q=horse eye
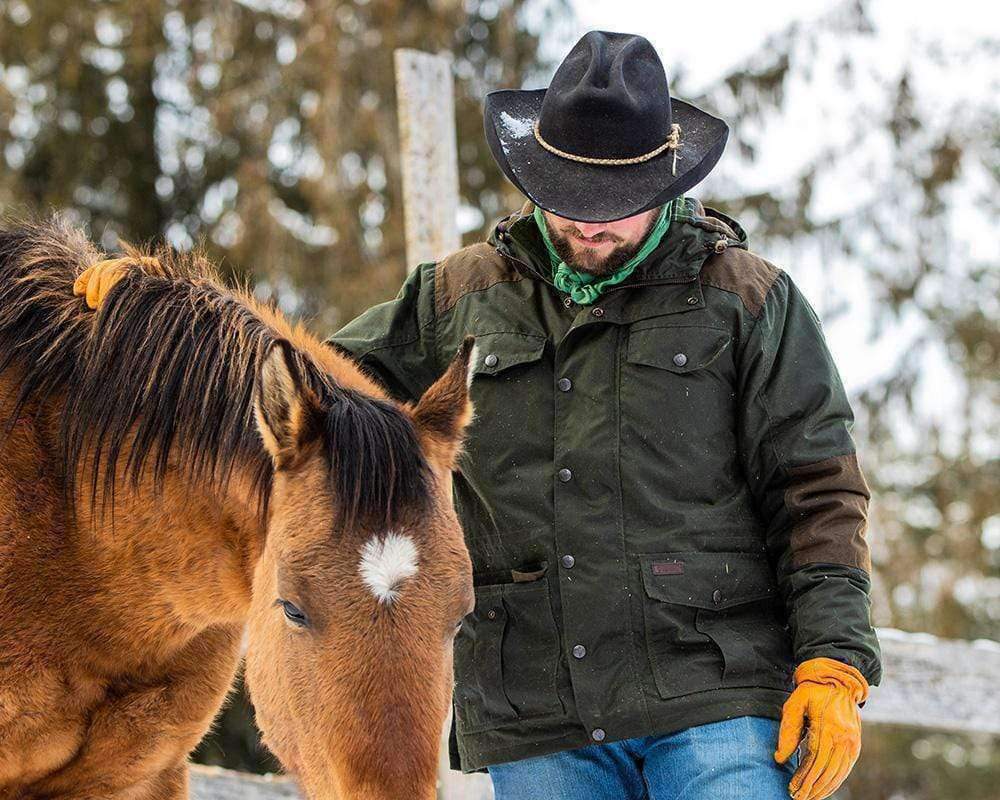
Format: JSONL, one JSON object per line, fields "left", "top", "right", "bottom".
{"left": 277, "top": 599, "right": 308, "bottom": 627}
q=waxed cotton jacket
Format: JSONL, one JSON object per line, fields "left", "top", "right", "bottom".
{"left": 329, "top": 196, "right": 882, "bottom": 773}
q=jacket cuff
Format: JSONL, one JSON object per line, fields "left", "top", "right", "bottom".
{"left": 794, "top": 656, "right": 870, "bottom": 704}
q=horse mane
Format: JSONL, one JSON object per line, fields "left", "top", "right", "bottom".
{"left": 0, "top": 216, "right": 429, "bottom": 530}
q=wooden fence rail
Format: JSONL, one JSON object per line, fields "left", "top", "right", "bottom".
{"left": 190, "top": 627, "right": 1000, "bottom": 799}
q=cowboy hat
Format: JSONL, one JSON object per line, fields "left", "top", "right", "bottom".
{"left": 484, "top": 31, "right": 729, "bottom": 222}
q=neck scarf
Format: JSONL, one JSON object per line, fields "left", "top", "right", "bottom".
{"left": 534, "top": 200, "right": 675, "bottom": 305}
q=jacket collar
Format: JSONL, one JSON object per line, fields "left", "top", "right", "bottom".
{"left": 490, "top": 197, "right": 749, "bottom": 291}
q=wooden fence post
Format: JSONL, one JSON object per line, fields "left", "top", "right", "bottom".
{"left": 394, "top": 49, "right": 462, "bottom": 270}
{"left": 394, "top": 48, "right": 492, "bottom": 800}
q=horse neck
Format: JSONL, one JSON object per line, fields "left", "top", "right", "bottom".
{"left": 65, "top": 452, "right": 267, "bottom": 664}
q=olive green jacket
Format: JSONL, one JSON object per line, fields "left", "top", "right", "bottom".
{"left": 329, "top": 197, "right": 882, "bottom": 773}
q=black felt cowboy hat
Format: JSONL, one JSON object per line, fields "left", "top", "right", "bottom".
{"left": 484, "top": 31, "right": 729, "bottom": 222}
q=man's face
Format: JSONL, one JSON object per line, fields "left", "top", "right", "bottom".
{"left": 542, "top": 207, "right": 661, "bottom": 277}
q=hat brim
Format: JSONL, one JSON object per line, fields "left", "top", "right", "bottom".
{"left": 484, "top": 88, "right": 729, "bottom": 223}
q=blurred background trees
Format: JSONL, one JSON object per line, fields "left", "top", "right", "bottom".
{"left": 0, "top": 0, "right": 546, "bottom": 330}
{"left": 0, "top": 0, "right": 995, "bottom": 796}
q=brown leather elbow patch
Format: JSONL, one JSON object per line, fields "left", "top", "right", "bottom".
{"left": 785, "top": 453, "right": 872, "bottom": 572}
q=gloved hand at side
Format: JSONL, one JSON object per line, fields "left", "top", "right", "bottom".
{"left": 774, "top": 656, "right": 870, "bottom": 800}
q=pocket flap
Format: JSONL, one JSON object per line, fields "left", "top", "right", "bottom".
{"left": 626, "top": 326, "right": 731, "bottom": 374}
{"left": 640, "top": 551, "right": 777, "bottom": 610}
{"left": 471, "top": 332, "right": 547, "bottom": 376}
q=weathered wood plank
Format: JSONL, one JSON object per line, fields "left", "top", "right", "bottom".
{"left": 394, "top": 46, "right": 472, "bottom": 800}
{"left": 394, "top": 49, "right": 462, "bottom": 269}
{"left": 189, "top": 629, "right": 1000, "bottom": 798}
{"left": 863, "top": 627, "right": 1000, "bottom": 735}
{"left": 190, "top": 765, "right": 298, "bottom": 800}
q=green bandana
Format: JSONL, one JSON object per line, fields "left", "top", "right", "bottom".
{"left": 534, "top": 200, "right": 675, "bottom": 305}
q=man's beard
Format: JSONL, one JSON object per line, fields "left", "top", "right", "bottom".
{"left": 548, "top": 215, "right": 659, "bottom": 277}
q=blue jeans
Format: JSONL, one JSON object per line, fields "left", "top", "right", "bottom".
{"left": 488, "top": 716, "right": 798, "bottom": 800}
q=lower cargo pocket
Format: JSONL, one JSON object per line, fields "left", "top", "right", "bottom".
{"left": 453, "top": 569, "right": 563, "bottom": 733}
{"left": 695, "top": 596, "right": 794, "bottom": 689}
{"left": 639, "top": 551, "right": 794, "bottom": 699}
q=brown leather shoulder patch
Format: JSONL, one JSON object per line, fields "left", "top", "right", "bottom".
{"left": 434, "top": 243, "right": 523, "bottom": 317}
{"left": 700, "top": 248, "right": 781, "bottom": 318}
{"left": 785, "top": 452, "right": 872, "bottom": 573}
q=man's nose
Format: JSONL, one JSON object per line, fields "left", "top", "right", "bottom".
{"left": 574, "top": 222, "right": 607, "bottom": 238}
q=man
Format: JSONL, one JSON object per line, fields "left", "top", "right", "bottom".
{"left": 78, "top": 30, "right": 881, "bottom": 800}
{"left": 334, "top": 31, "right": 881, "bottom": 800}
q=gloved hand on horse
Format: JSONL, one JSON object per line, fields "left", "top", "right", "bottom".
{"left": 774, "top": 656, "right": 870, "bottom": 800}
{"left": 73, "top": 255, "right": 159, "bottom": 308}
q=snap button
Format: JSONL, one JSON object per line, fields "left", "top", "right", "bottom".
{"left": 557, "top": 377, "right": 572, "bottom": 392}
{"left": 591, "top": 728, "right": 606, "bottom": 742}
{"left": 487, "top": 608, "right": 498, "bottom": 620}
{"left": 714, "top": 238, "right": 728, "bottom": 254}
{"left": 712, "top": 589, "right": 723, "bottom": 605}
{"left": 561, "top": 554, "right": 575, "bottom": 569}
{"left": 484, "top": 353, "right": 499, "bottom": 368}
{"left": 686, "top": 296, "right": 699, "bottom": 306}
{"left": 672, "top": 353, "right": 688, "bottom": 367}
{"left": 557, "top": 468, "right": 573, "bottom": 483}
{"left": 563, "top": 296, "right": 574, "bottom": 308}
{"left": 591, "top": 307, "right": 605, "bottom": 317}
{"left": 572, "top": 644, "right": 587, "bottom": 659}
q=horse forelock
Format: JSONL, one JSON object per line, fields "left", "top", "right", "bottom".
{"left": 312, "top": 378, "right": 431, "bottom": 534}
{"left": 0, "top": 217, "right": 431, "bottom": 532}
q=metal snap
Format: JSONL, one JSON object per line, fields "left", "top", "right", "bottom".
{"left": 572, "top": 644, "right": 587, "bottom": 659}
{"left": 591, "top": 728, "right": 606, "bottom": 742}
{"left": 714, "top": 238, "right": 728, "bottom": 253}
{"left": 563, "top": 297, "right": 574, "bottom": 308}
{"left": 561, "top": 554, "right": 576, "bottom": 569}
{"left": 557, "top": 377, "right": 572, "bottom": 392}
{"left": 557, "top": 468, "right": 573, "bottom": 483}
{"left": 487, "top": 608, "right": 498, "bottom": 620}
{"left": 672, "top": 353, "right": 688, "bottom": 367}
{"left": 591, "top": 307, "right": 605, "bottom": 317}
{"left": 484, "top": 353, "right": 499, "bottom": 368}
{"left": 712, "top": 589, "right": 723, "bottom": 605}
{"left": 686, "top": 296, "right": 699, "bottom": 306}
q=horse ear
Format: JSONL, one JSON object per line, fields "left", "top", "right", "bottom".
{"left": 412, "top": 336, "right": 475, "bottom": 468}
{"left": 254, "top": 339, "right": 316, "bottom": 457}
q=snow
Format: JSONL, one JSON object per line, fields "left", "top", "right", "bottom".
{"left": 497, "top": 110, "right": 534, "bottom": 139}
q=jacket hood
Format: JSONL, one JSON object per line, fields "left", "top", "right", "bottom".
{"left": 489, "top": 197, "right": 749, "bottom": 290}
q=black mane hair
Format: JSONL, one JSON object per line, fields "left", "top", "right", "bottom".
{"left": 0, "top": 216, "right": 429, "bottom": 530}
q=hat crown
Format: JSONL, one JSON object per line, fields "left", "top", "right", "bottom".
{"left": 538, "top": 31, "right": 673, "bottom": 160}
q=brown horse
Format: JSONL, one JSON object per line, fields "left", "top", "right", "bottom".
{"left": 0, "top": 218, "right": 475, "bottom": 800}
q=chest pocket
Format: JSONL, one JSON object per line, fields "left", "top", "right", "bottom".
{"left": 461, "top": 331, "right": 550, "bottom": 535}
{"left": 470, "top": 332, "right": 548, "bottom": 378}
{"left": 619, "top": 324, "right": 738, "bottom": 507}
{"left": 625, "top": 325, "right": 731, "bottom": 374}
{"left": 466, "top": 332, "right": 548, "bottom": 439}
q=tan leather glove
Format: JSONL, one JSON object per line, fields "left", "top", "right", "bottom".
{"left": 774, "top": 656, "right": 869, "bottom": 800}
{"left": 73, "top": 255, "right": 159, "bottom": 309}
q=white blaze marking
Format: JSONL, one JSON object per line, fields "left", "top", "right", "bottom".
{"left": 359, "top": 532, "right": 419, "bottom": 604}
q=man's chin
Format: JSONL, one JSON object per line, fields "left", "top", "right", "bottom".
{"left": 568, "top": 252, "right": 618, "bottom": 277}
